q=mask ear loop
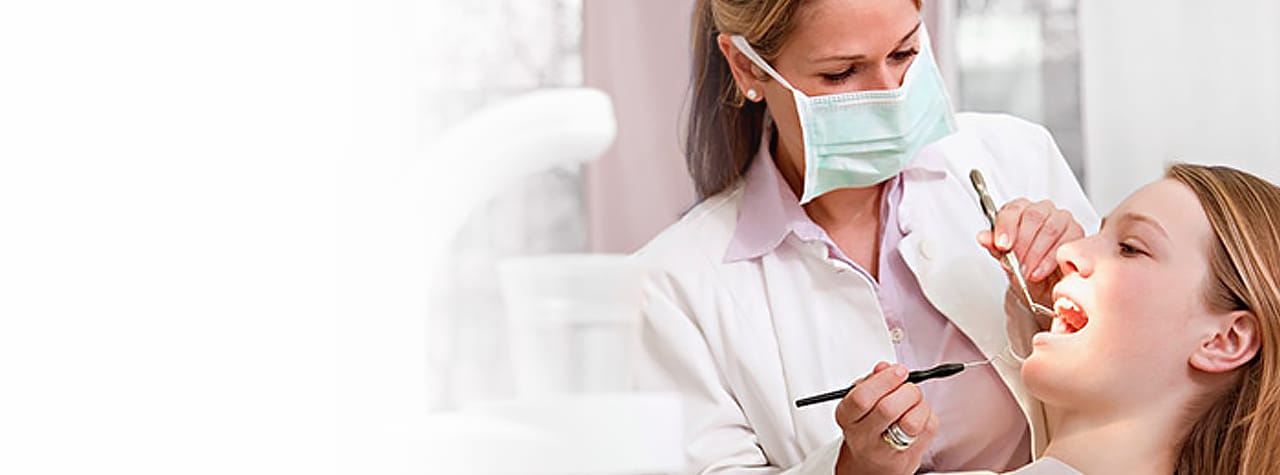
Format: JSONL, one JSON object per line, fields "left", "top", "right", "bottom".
{"left": 729, "top": 35, "right": 802, "bottom": 95}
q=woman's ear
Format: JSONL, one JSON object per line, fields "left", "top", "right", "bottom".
{"left": 715, "top": 34, "right": 765, "bottom": 103}
{"left": 1189, "top": 310, "right": 1261, "bottom": 373}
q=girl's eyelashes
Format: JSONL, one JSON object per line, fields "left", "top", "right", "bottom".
{"left": 1118, "top": 241, "right": 1148, "bottom": 257}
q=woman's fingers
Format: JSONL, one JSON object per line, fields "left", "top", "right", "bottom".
{"left": 1010, "top": 200, "right": 1053, "bottom": 268}
{"left": 861, "top": 382, "right": 924, "bottom": 432}
{"left": 985, "top": 199, "right": 1084, "bottom": 282}
{"left": 833, "top": 363, "right": 937, "bottom": 475}
{"left": 836, "top": 363, "right": 908, "bottom": 424}
{"left": 886, "top": 384, "right": 930, "bottom": 436}
{"left": 1021, "top": 207, "right": 1071, "bottom": 280}
{"left": 992, "top": 198, "right": 1030, "bottom": 252}
{"left": 1032, "top": 212, "right": 1084, "bottom": 281}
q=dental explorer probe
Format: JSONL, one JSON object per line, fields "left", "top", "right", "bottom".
{"left": 794, "top": 360, "right": 991, "bottom": 408}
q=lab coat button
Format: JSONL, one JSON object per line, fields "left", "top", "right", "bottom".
{"left": 890, "top": 327, "right": 905, "bottom": 343}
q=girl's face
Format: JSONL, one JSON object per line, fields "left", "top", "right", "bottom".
{"left": 1021, "top": 179, "right": 1223, "bottom": 414}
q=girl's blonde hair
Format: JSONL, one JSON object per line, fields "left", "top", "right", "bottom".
{"left": 1169, "top": 164, "right": 1280, "bottom": 475}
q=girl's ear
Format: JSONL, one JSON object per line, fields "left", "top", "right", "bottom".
{"left": 1189, "top": 310, "right": 1261, "bottom": 373}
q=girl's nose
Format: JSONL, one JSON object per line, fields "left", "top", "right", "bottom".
{"left": 1056, "top": 237, "right": 1091, "bottom": 278}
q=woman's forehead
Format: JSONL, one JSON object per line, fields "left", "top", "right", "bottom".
{"left": 782, "top": 0, "right": 920, "bottom": 60}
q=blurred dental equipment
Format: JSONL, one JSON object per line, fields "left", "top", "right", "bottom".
{"left": 424, "top": 253, "right": 681, "bottom": 474}
{"left": 795, "top": 360, "right": 992, "bottom": 408}
{"left": 969, "top": 169, "right": 1056, "bottom": 321}
{"left": 499, "top": 254, "right": 643, "bottom": 396}
{"left": 421, "top": 87, "right": 617, "bottom": 405}
{"left": 421, "top": 87, "right": 616, "bottom": 253}
{"left": 419, "top": 88, "right": 681, "bottom": 474}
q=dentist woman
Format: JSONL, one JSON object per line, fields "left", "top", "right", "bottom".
{"left": 634, "top": 0, "right": 1099, "bottom": 474}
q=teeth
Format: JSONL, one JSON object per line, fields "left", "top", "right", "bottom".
{"left": 1049, "top": 296, "right": 1088, "bottom": 334}
{"left": 1054, "top": 297, "right": 1080, "bottom": 316}
{"left": 1051, "top": 317, "right": 1068, "bottom": 334}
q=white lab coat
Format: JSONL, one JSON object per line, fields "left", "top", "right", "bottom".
{"left": 634, "top": 113, "right": 1100, "bottom": 474}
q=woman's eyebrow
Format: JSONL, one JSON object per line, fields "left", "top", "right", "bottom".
{"left": 809, "top": 21, "right": 922, "bottom": 63}
{"left": 896, "top": 21, "right": 922, "bottom": 47}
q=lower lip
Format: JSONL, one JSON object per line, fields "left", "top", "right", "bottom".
{"left": 1032, "top": 331, "right": 1071, "bottom": 347}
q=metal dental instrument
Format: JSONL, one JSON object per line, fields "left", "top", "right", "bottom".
{"left": 795, "top": 360, "right": 991, "bottom": 408}
{"left": 968, "top": 169, "right": 1056, "bottom": 321}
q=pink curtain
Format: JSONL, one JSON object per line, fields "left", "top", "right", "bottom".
{"left": 582, "top": 0, "right": 698, "bottom": 254}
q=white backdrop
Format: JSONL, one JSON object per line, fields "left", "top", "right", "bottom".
{"left": 1080, "top": 1, "right": 1280, "bottom": 211}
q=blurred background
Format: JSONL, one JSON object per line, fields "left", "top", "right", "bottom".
{"left": 3, "top": 0, "right": 1279, "bottom": 474}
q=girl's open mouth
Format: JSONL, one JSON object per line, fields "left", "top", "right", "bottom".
{"left": 1051, "top": 296, "right": 1089, "bottom": 334}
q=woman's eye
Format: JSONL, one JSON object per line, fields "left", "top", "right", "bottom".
{"left": 821, "top": 67, "right": 855, "bottom": 82}
{"left": 890, "top": 48, "right": 919, "bottom": 62}
{"left": 820, "top": 48, "right": 918, "bottom": 83}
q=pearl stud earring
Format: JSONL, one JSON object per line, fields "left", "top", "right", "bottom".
{"left": 746, "top": 88, "right": 759, "bottom": 101}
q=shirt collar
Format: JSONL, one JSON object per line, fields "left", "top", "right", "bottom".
{"left": 723, "top": 123, "right": 811, "bottom": 263}
{"left": 723, "top": 118, "right": 949, "bottom": 263}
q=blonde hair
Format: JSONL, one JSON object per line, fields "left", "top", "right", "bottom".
{"left": 1169, "top": 164, "right": 1280, "bottom": 475}
{"left": 685, "top": 0, "right": 922, "bottom": 199}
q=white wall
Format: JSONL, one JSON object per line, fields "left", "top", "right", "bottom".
{"left": 1080, "top": 1, "right": 1280, "bottom": 211}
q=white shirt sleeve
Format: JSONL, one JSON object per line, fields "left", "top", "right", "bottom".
{"left": 636, "top": 266, "right": 778, "bottom": 474}
{"left": 637, "top": 260, "right": 851, "bottom": 474}
{"left": 776, "top": 440, "right": 840, "bottom": 475}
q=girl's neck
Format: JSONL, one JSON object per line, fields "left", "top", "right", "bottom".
{"left": 1043, "top": 401, "right": 1189, "bottom": 475}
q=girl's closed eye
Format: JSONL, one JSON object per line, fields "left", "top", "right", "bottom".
{"left": 1118, "top": 240, "right": 1148, "bottom": 257}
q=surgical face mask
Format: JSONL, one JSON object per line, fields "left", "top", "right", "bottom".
{"left": 731, "top": 25, "right": 956, "bottom": 204}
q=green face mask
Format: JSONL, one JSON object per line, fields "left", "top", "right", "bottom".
{"left": 731, "top": 24, "right": 957, "bottom": 204}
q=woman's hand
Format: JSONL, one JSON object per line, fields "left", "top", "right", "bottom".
{"left": 834, "top": 362, "right": 939, "bottom": 475}
{"left": 976, "top": 198, "right": 1085, "bottom": 310}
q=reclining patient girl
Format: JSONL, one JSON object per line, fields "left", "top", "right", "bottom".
{"left": 998, "top": 163, "right": 1280, "bottom": 474}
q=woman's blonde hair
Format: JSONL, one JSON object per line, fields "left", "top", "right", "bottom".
{"left": 685, "top": 0, "right": 922, "bottom": 199}
{"left": 1169, "top": 164, "right": 1280, "bottom": 475}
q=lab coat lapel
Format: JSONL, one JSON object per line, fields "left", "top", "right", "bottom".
{"left": 896, "top": 173, "right": 1009, "bottom": 359}
{"left": 896, "top": 134, "right": 1050, "bottom": 457}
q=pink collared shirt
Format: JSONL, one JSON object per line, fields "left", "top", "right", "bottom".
{"left": 724, "top": 129, "right": 1030, "bottom": 472}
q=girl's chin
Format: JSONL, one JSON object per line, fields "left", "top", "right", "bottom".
{"left": 1019, "top": 356, "right": 1098, "bottom": 410}
{"left": 1019, "top": 355, "right": 1061, "bottom": 399}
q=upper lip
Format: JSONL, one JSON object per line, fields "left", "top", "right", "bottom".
{"left": 1051, "top": 278, "right": 1081, "bottom": 310}
{"left": 1050, "top": 281, "right": 1087, "bottom": 319}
